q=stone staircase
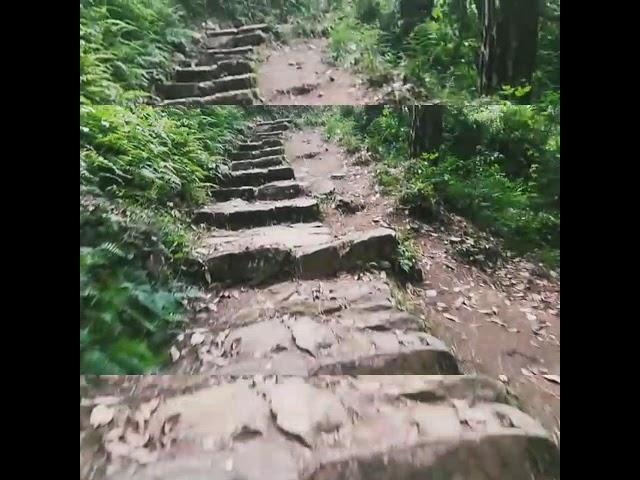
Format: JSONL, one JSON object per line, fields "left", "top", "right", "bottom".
{"left": 80, "top": 119, "right": 560, "bottom": 479}
{"left": 189, "top": 119, "right": 398, "bottom": 285}
{"left": 157, "top": 24, "right": 269, "bottom": 106}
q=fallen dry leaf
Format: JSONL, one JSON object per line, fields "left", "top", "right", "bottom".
{"left": 478, "top": 309, "right": 493, "bottom": 315}
{"left": 139, "top": 398, "right": 160, "bottom": 420}
{"left": 498, "top": 375, "right": 509, "bottom": 384}
{"left": 104, "top": 441, "right": 131, "bottom": 458}
{"left": 542, "top": 374, "right": 560, "bottom": 384}
{"left": 129, "top": 447, "right": 158, "bottom": 464}
{"left": 90, "top": 404, "right": 114, "bottom": 428}
{"left": 104, "top": 427, "right": 124, "bottom": 443}
{"left": 487, "top": 318, "right": 507, "bottom": 328}
{"left": 170, "top": 346, "right": 180, "bottom": 362}
{"left": 190, "top": 332, "right": 205, "bottom": 346}
{"left": 521, "top": 368, "right": 535, "bottom": 377}
{"left": 453, "top": 296, "right": 465, "bottom": 309}
{"left": 443, "top": 313, "right": 460, "bottom": 323}
{"left": 91, "top": 396, "right": 122, "bottom": 406}
{"left": 125, "top": 430, "right": 149, "bottom": 448}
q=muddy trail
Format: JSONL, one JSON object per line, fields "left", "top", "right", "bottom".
{"left": 81, "top": 121, "right": 560, "bottom": 480}
{"left": 157, "top": 25, "right": 379, "bottom": 105}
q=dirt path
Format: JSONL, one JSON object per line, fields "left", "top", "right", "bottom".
{"left": 287, "top": 128, "right": 560, "bottom": 438}
{"left": 257, "top": 39, "right": 378, "bottom": 104}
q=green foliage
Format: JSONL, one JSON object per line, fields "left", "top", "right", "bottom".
{"left": 405, "top": 1, "right": 480, "bottom": 99}
{"left": 328, "top": 3, "right": 397, "bottom": 85}
{"left": 80, "top": 1, "right": 252, "bottom": 373}
{"left": 323, "top": 109, "right": 365, "bottom": 153}
{"left": 81, "top": 105, "right": 245, "bottom": 205}
{"left": 396, "top": 231, "right": 421, "bottom": 275}
{"left": 327, "top": 0, "right": 559, "bottom": 103}
{"left": 320, "top": 104, "right": 560, "bottom": 268}
{"left": 80, "top": 0, "right": 193, "bottom": 105}
{"left": 80, "top": 105, "right": 246, "bottom": 373}
{"left": 178, "top": 0, "right": 330, "bottom": 38}
{"left": 366, "top": 107, "right": 410, "bottom": 165}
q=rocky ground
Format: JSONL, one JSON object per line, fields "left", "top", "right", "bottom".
{"left": 80, "top": 121, "right": 560, "bottom": 479}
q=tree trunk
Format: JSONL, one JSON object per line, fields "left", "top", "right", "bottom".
{"left": 399, "top": 0, "right": 435, "bottom": 37}
{"left": 478, "top": 0, "right": 540, "bottom": 98}
{"left": 409, "top": 104, "right": 445, "bottom": 158}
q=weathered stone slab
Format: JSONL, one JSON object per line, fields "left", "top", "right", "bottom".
{"left": 197, "top": 74, "right": 256, "bottom": 96}
{"left": 256, "top": 122, "right": 290, "bottom": 133}
{"left": 160, "top": 89, "right": 256, "bottom": 106}
{"left": 256, "top": 118, "right": 293, "bottom": 127}
{"left": 294, "top": 228, "right": 396, "bottom": 278}
{"left": 174, "top": 60, "right": 252, "bottom": 82}
{"left": 93, "top": 376, "right": 558, "bottom": 480}
{"left": 221, "top": 165, "right": 295, "bottom": 188}
{"left": 211, "top": 180, "right": 304, "bottom": 202}
{"left": 230, "top": 147, "right": 285, "bottom": 161}
{"left": 231, "top": 155, "right": 285, "bottom": 171}
{"left": 193, "top": 198, "right": 319, "bottom": 230}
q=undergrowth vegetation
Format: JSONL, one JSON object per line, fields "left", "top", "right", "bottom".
{"left": 80, "top": 105, "right": 247, "bottom": 374}
{"left": 80, "top": 0, "right": 253, "bottom": 373}
{"left": 322, "top": 105, "right": 560, "bottom": 269}
{"left": 326, "top": 0, "right": 560, "bottom": 103}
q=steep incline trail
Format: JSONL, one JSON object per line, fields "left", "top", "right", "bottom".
{"left": 256, "top": 38, "right": 377, "bottom": 104}
{"left": 156, "top": 24, "right": 379, "bottom": 105}
{"left": 80, "top": 121, "right": 560, "bottom": 480}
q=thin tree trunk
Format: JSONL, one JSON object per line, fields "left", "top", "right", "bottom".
{"left": 478, "top": 0, "right": 540, "bottom": 99}
{"left": 409, "top": 103, "right": 445, "bottom": 158}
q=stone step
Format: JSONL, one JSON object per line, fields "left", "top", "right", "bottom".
{"left": 160, "top": 89, "right": 256, "bottom": 106}
{"left": 193, "top": 198, "right": 319, "bottom": 230}
{"left": 197, "top": 47, "right": 255, "bottom": 66}
{"left": 256, "top": 122, "right": 290, "bottom": 133}
{"left": 173, "top": 60, "right": 253, "bottom": 83}
{"left": 231, "top": 155, "right": 285, "bottom": 171}
{"left": 237, "top": 139, "right": 285, "bottom": 152}
{"left": 206, "top": 46, "right": 255, "bottom": 55}
{"left": 158, "top": 74, "right": 256, "bottom": 100}
{"left": 205, "top": 31, "right": 267, "bottom": 49}
{"left": 205, "top": 23, "right": 269, "bottom": 37}
{"left": 221, "top": 165, "right": 294, "bottom": 187}
{"left": 229, "top": 147, "right": 285, "bottom": 161}
{"left": 211, "top": 180, "right": 304, "bottom": 202}
{"left": 174, "top": 277, "right": 459, "bottom": 375}
{"left": 253, "top": 131, "right": 284, "bottom": 140}
{"left": 95, "top": 376, "right": 559, "bottom": 480}
{"left": 192, "top": 224, "right": 397, "bottom": 284}
{"left": 256, "top": 118, "right": 293, "bottom": 127}
{"left": 185, "top": 317, "right": 458, "bottom": 376}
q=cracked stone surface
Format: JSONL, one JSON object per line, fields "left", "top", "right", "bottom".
{"left": 171, "top": 277, "right": 458, "bottom": 375}
{"left": 81, "top": 376, "right": 559, "bottom": 480}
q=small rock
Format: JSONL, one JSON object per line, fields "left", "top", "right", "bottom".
{"left": 335, "top": 196, "right": 364, "bottom": 214}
